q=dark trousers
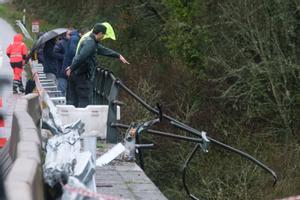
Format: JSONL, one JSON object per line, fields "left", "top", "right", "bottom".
{"left": 10, "top": 62, "right": 24, "bottom": 92}
{"left": 66, "top": 73, "right": 91, "bottom": 108}
{"left": 10, "top": 62, "right": 23, "bottom": 81}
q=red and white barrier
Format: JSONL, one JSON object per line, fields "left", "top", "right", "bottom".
{"left": 0, "top": 46, "right": 7, "bottom": 148}
{"left": 0, "top": 97, "right": 7, "bottom": 148}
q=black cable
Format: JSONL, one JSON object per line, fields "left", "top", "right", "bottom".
{"left": 115, "top": 79, "right": 278, "bottom": 185}
{"left": 182, "top": 144, "right": 200, "bottom": 200}
{"left": 96, "top": 67, "right": 278, "bottom": 188}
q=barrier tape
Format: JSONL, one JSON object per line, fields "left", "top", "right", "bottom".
{"left": 276, "top": 196, "right": 300, "bottom": 200}
{"left": 29, "top": 61, "right": 44, "bottom": 97}
{"left": 62, "top": 182, "right": 127, "bottom": 200}
{"left": 0, "top": 46, "right": 7, "bottom": 148}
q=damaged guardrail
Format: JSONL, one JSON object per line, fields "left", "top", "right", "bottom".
{"left": 42, "top": 117, "right": 98, "bottom": 200}
{"left": 43, "top": 120, "right": 83, "bottom": 187}
{"left": 30, "top": 62, "right": 124, "bottom": 200}
{"left": 93, "top": 67, "right": 278, "bottom": 199}
{"left": 15, "top": 20, "right": 33, "bottom": 41}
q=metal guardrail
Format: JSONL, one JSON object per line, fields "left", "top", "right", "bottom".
{"left": 91, "top": 67, "right": 278, "bottom": 199}
{"left": 30, "top": 62, "right": 101, "bottom": 199}
{"left": 92, "top": 68, "right": 120, "bottom": 143}
{"left": 91, "top": 67, "right": 209, "bottom": 144}
{"left": 15, "top": 20, "right": 33, "bottom": 41}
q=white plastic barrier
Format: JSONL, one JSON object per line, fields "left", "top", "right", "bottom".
{"left": 56, "top": 105, "right": 109, "bottom": 139}
{"left": 43, "top": 86, "right": 57, "bottom": 91}
{"left": 56, "top": 105, "right": 109, "bottom": 166}
{"left": 50, "top": 97, "right": 66, "bottom": 105}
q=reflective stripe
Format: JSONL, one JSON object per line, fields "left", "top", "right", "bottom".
{"left": 10, "top": 54, "right": 22, "bottom": 57}
{"left": 76, "top": 31, "right": 92, "bottom": 55}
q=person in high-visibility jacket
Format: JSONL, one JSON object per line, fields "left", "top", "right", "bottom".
{"left": 66, "top": 23, "right": 129, "bottom": 107}
{"left": 6, "top": 33, "right": 27, "bottom": 93}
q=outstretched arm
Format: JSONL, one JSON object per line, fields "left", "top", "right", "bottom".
{"left": 119, "top": 54, "right": 130, "bottom": 64}
{"left": 97, "top": 44, "right": 130, "bottom": 64}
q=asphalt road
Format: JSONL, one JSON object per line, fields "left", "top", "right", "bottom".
{"left": 0, "top": 0, "right": 10, "bottom": 4}
{"left": 0, "top": 17, "right": 15, "bottom": 74}
{"left": 0, "top": 16, "right": 15, "bottom": 98}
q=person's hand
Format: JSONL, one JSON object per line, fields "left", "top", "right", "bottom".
{"left": 119, "top": 55, "right": 130, "bottom": 64}
{"left": 66, "top": 66, "right": 71, "bottom": 77}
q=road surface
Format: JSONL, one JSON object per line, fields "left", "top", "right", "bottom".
{"left": 0, "top": 17, "right": 15, "bottom": 74}
{"left": 0, "top": 0, "right": 10, "bottom": 4}
{"left": 0, "top": 16, "right": 15, "bottom": 139}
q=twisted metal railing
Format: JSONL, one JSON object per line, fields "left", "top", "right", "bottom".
{"left": 91, "top": 67, "right": 278, "bottom": 199}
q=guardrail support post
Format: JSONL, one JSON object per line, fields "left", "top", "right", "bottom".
{"left": 106, "top": 80, "right": 119, "bottom": 143}
{"left": 92, "top": 68, "right": 119, "bottom": 143}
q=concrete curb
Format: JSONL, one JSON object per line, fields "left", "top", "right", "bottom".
{"left": 4, "top": 94, "right": 44, "bottom": 200}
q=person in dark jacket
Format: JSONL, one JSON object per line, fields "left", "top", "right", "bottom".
{"left": 66, "top": 23, "right": 129, "bottom": 108}
{"left": 63, "top": 30, "right": 80, "bottom": 70}
{"left": 59, "top": 30, "right": 80, "bottom": 96}
{"left": 37, "top": 45, "right": 44, "bottom": 64}
{"left": 54, "top": 34, "right": 68, "bottom": 95}
{"left": 36, "top": 32, "right": 45, "bottom": 65}
{"left": 43, "top": 38, "right": 58, "bottom": 83}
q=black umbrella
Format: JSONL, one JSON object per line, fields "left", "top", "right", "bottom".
{"left": 32, "top": 28, "right": 68, "bottom": 50}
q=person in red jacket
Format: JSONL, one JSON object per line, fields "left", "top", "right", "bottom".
{"left": 6, "top": 33, "right": 27, "bottom": 93}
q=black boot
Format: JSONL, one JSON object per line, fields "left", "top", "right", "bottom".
{"left": 13, "top": 80, "right": 19, "bottom": 94}
{"left": 18, "top": 80, "right": 25, "bottom": 93}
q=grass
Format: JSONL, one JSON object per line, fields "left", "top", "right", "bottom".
{"left": 0, "top": 4, "right": 22, "bottom": 25}
{"left": 96, "top": 142, "right": 107, "bottom": 149}
{"left": 3, "top": 1, "right": 299, "bottom": 199}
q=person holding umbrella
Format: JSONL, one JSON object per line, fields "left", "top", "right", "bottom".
{"left": 66, "top": 22, "right": 129, "bottom": 108}
{"left": 31, "top": 28, "right": 69, "bottom": 84}
{"left": 43, "top": 37, "right": 58, "bottom": 83}
{"left": 53, "top": 31, "right": 68, "bottom": 95}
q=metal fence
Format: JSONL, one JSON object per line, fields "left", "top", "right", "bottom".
{"left": 91, "top": 66, "right": 278, "bottom": 200}
{"left": 92, "top": 68, "right": 121, "bottom": 143}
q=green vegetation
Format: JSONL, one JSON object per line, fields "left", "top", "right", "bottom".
{"left": 0, "top": 4, "right": 31, "bottom": 45}
{"left": 5, "top": 0, "right": 300, "bottom": 199}
{"left": 0, "top": 4, "right": 22, "bottom": 27}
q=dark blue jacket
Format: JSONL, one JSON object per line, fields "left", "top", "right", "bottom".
{"left": 37, "top": 46, "right": 44, "bottom": 64}
{"left": 43, "top": 39, "right": 57, "bottom": 75}
{"left": 61, "top": 30, "right": 80, "bottom": 79}
{"left": 37, "top": 32, "right": 45, "bottom": 64}
{"left": 54, "top": 38, "right": 68, "bottom": 78}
